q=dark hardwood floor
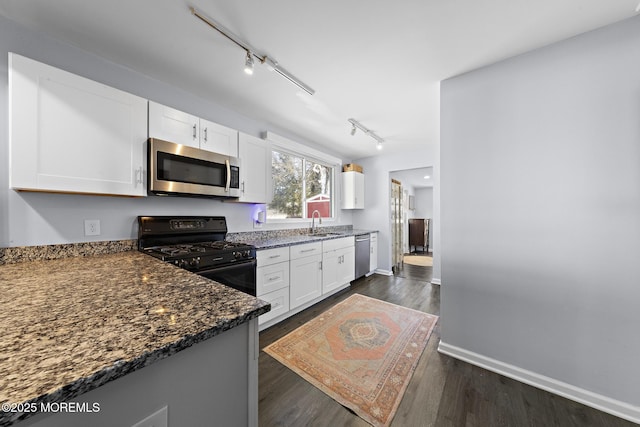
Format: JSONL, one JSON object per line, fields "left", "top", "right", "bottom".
{"left": 258, "top": 265, "right": 635, "bottom": 427}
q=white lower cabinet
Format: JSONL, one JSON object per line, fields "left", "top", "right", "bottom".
{"left": 322, "top": 237, "right": 355, "bottom": 294}
{"left": 256, "top": 247, "right": 290, "bottom": 326}
{"left": 257, "top": 287, "right": 289, "bottom": 325}
{"left": 289, "top": 242, "right": 323, "bottom": 310}
{"left": 257, "top": 239, "right": 355, "bottom": 330}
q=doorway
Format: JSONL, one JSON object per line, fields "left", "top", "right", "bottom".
{"left": 390, "top": 167, "right": 434, "bottom": 281}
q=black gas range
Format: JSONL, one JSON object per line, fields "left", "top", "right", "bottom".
{"left": 138, "top": 216, "right": 257, "bottom": 296}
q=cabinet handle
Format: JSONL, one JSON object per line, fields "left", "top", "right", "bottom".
{"left": 319, "top": 261, "right": 322, "bottom": 270}
{"left": 135, "top": 166, "right": 144, "bottom": 185}
{"left": 203, "top": 127, "right": 208, "bottom": 141}
{"left": 192, "top": 124, "right": 197, "bottom": 139}
{"left": 268, "top": 254, "right": 281, "bottom": 259}
{"left": 300, "top": 249, "right": 315, "bottom": 253}
{"left": 241, "top": 181, "right": 245, "bottom": 193}
{"left": 268, "top": 276, "right": 280, "bottom": 281}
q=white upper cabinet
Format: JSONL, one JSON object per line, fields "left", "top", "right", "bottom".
{"left": 341, "top": 171, "right": 364, "bottom": 209}
{"left": 237, "top": 132, "right": 272, "bottom": 203}
{"left": 148, "top": 101, "right": 199, "bottom": 148}
{"left": 200, "top": 119, "right": 238, "bottom": 157}
{"left": 9, "top": 53, "right": 147, "bottom": 197}
{"left": 148, "top": 101, "right": 238, "bottom": 157}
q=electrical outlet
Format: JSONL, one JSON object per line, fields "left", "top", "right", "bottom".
{"left": 131, "top": 406, "right": 168, "bottom": 427}
{"left": 84, "top": 219, "right": 101, "bottom": 236}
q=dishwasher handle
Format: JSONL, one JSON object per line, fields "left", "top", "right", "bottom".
{"left": 355, "top": 235, "right": 370, "bottom": 242}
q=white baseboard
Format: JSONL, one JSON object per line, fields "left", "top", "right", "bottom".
{"left": 375, "top": 269, "right": 393, "bottom": 276}
{"left": 430, "top": 277, "right": 441, "bottom": 285}
{"left": 438, "top": 341, "right": 640, "bottom": 424}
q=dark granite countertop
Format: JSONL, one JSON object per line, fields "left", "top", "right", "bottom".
{"left": 0, "top": 250, "right": 270, "bottom": 426}
{"left": 237, "top": 229, "right": 378, "bottom": 250}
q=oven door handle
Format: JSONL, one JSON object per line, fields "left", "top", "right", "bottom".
{"left": 225, "top": 159, "right": 231, "bottom": 193}
{"left": 198, "top": 259, "right": 256, "bottom": 275}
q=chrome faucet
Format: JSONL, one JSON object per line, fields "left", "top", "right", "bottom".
{"left": 311, "top": 210, "right": 322, "bottom": 234}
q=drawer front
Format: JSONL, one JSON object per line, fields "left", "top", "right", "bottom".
{"left": 257, "top": 247, "right": 290, "bottom": 267}
{"left": 322, "top": 236, "right": 354, "bottom": 252}
{"left": 290, "top": 241, "right": 323, "bottom": 260}
{"left": 258, "top": 287, "right": 290, "bottom": 325}
{"left": 257, "top": 262, "right": 290, "bottom": 295}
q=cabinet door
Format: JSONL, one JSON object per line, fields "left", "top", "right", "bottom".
{"left": 237, "top": 133, "right": 272, "bottom": 203}
{"left": 370, "top": 232, "right": 378, "bottom": 273}
{"left": 322, "top": 250, "right": 340, "bottom": 294}
{"left": 290, "top": 254, "right": 322, "bottom": 309}
{"left": 148, "top": 101, "right": 199, "bottom": 148}
{"left": 341, "top": 171, "right": 364, "bottom": 209}
{"left": 322, "top": 245, "right": 355, "bottom": 294}
{"left": 9, "top": 53, "right": 147, "bottom": 196}
{"left": 200, "top": 119, "right": 238, "bottom": 157}
{"left": 337, "top": 246, "right": 355, "bottom": 284}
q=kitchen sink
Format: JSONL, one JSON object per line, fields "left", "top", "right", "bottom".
{"left": 306, "top": 232, "right": 343, "bottom": 237}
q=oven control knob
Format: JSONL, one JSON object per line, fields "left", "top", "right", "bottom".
{"left": 243, "top": 250, "right": 250, "bottom": 258}
{"left": 234, "top": 251, "right": 242, "bottom": 259}
{"left": 189, "top": 257, "right": 200, "bottom": 268}
{"left": 176, "top": 259, "right": 188, "bottom": 268}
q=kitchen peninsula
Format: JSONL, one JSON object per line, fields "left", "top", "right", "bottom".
{"left": 0, "top": 243, "right": 269, "bottom": 427}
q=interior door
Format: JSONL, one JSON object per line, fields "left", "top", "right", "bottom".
{"left": 391, "top": 179, "right": 403, "bottom": 273}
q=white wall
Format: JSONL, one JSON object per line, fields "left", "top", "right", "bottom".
{"left": 440, "top": 15, "right": 640, "bottom": 422}
{"left": 352, "top": 147, "right": 439, "bottom": 279}
{"left": 0, "top": 15, "right": 352, "bottom": 247}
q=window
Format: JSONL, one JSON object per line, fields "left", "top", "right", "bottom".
{"left": 268, "top": 149, "right": 335, "bottom": 220}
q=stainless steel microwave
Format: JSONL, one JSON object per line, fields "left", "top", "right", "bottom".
{"left": 148, "top": 138, "right": 240, "bottom": 198}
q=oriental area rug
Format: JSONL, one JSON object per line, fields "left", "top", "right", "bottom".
{"left": 263, "top": 294, "right": 438, "bottom": 427}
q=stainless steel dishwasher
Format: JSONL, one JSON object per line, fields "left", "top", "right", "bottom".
{"left": 355, "top": 233, "right": 370, "bottom": 279}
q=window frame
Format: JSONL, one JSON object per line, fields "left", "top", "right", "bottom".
{"left": 264, "top": 132, "right": 341, "bottom": 224}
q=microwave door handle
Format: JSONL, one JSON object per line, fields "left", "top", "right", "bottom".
{"left": 225, "top": 159, "right": 231, "bottom": 192}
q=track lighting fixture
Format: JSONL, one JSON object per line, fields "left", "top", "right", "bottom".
{"left": 190, "top": 7, "right": 315, "bottom": 95}
{"left": 348, "top": 118, "right": 384, "bottom": 149}
{"left": 244, "top": 50, "right": 254, "bottom": 75}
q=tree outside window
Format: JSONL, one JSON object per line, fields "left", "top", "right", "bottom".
{"left": 268, "top": 150, "right": 333, "bottom": 220}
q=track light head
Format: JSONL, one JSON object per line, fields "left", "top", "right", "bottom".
{"left": 350, "top": 125, "right": 356, "bottom": 136}
{"left": 244, "top": 51, "right": 254, "bottom": 75}
{"left": 376, "top": 141, "right": 383, "bottom": 150}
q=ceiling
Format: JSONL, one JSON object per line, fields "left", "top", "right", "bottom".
{"left": 1, "top": 1, "right": 638, "bottom": 160}
{"left": 391, "top": 167, "right": 434, "bottom": 190}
